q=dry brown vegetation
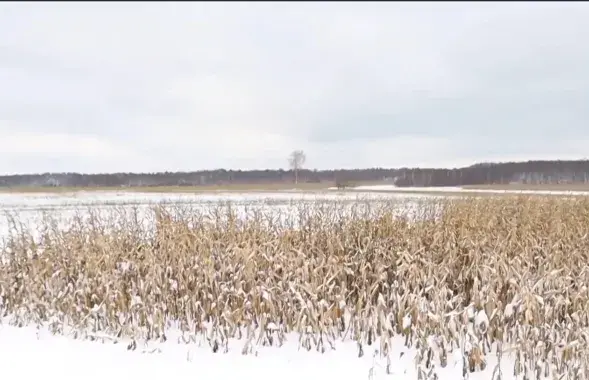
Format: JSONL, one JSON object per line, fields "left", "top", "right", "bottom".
{"left": 1, "top": 196, "right": 589, "bottom": 378}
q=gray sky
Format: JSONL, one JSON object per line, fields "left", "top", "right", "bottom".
{"left": 1, "top": 2, "right": 589, "bottom": 174}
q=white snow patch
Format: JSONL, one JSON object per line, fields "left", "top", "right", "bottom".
{"left": 0, "top": 324, "right": 516, "bottom": 380}
{"left": 333, "top": 184, "right": 589, "bottom": 196}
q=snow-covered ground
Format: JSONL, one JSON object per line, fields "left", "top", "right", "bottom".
{"left": 338, "top": 184, "right": 589, "bottom": 196}
{"left": 0, "top": 190, "right": 443, "bottom": 210}
{"left": 0, "top": 323, "right": 515, "bottom": 380}
{"left": 0, "top": 190, "right": 443, "bottom": 240}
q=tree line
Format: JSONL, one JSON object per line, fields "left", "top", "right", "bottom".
{"left": 1, "top": 159, "right": 589, "bottom": 188}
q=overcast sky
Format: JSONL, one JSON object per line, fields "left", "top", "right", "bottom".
{"left": 1, "top": 2, "right": 588, "bottom": 174}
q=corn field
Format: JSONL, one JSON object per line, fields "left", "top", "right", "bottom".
{"left": 1, "top": 195, "right": 588, "bottom": 379}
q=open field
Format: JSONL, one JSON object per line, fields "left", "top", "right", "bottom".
{"left": 0, "top": 191, "right": 441, "bottom": 241}
{"left": 345, "top": 184, "right": 589, "bottom": 197}
{"left": 4, "top": 181, "right": 589, "bottom": 198}
{"left": 1, "top": 191, "right": 589, "bottom": 379}
{"left": 463, "top": 183, "right": 589, "bottom": 191}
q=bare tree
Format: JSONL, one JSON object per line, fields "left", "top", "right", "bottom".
{"left": 288, "top": 150, "right": 306, "bottom": 184}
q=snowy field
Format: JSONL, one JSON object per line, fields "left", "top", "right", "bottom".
{"left": 0, "top": 323, "right": 516, "bottom": 380}
{"left": 340, "top": 184, "right": 589, "bottom": 196}
{"left": 0, "top": 190, "right": 560, "bottom": 380}
{"left": 0, "top": 190, "right": 447, "bottom": 241}
{"left": 0, "top": 189, "right": 446, "bottom": 211}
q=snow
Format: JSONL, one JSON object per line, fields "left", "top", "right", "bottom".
{"left": 335, "top": 184, "right": 589, "bottom": 195}
{"left": 0, "top": 190, "right": 443, "bottom": 210}
{"left": 332, "top": 185, "right": 465, "bottom": 193}
{"left": 0, "top": 323, "right": 515, "bottom": 380}
{"left": 0, "top": 191, "right": 441, "bottom": 240}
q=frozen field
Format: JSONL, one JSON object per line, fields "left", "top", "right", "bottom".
{"left": 0, "top": 190, "right": 445, "bottom": 210}
{"left": 0, "top": 190, "right": 446, "bottom": 241}
{"left": 343, "top": 184, "right": 589, "bottom": 196}
{"left": 0, "top": 187, "right": 580, "bottom": 251}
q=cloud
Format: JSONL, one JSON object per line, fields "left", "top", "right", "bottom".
{"left": 0, "top": 2, "right": 588, "bottom": 173}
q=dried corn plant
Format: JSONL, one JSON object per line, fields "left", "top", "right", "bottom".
{"left": 1, "top": 195, "right": 589, "bottom": 379}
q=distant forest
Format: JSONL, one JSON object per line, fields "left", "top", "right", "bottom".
{"left": 1, "top": 160, "right": 589, "bottom": 188}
